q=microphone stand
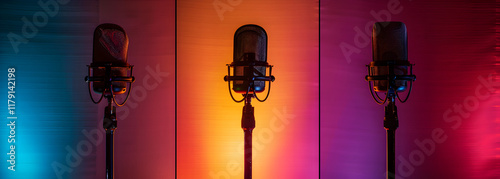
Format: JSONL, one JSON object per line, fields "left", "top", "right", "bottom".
{"left": 366, "top": 61, "right": 415, "bottom": 179}
{"left": 241, "top": 94, "right": 255, "bottom": 179}
{"left": 384, "top": 65, "right": 399, "bottom": 179}
{"left": 103, "top": 96, "right": 117, "bottom": 179}
{"left": 99, "top": 65, "right": 118, "bottom": 179}
{"left": 384, "top": 93, "right": 397, "bottom": 179}
{"left": 224, "top": 47, "right": 274, "bottom": 179}
{"left": 86, "top": 64, "right": 134, "bottom": 179}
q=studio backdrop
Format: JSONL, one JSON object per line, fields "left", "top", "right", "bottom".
{"left": 177, "top": 0, "right": 319, "bottom": 178}
{"left": 0, "top": 0, "right": 175, "bottom": 178}
{"left": 321, "top": 0, "right": 497, "bottom": 178}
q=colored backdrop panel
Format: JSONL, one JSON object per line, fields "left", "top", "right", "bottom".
{"left": 321, "top": 0, "right": 497, "bottom": 178}
{"left": 97, "top": 1, "right": 175, "bottom": 179}
{"left": 0, "top": 0, "right": 98, "bottom": 178}
{"left": 177, "top": 0, "right": 319, "bottom": 178}
{"left": 0, "top": 0, "right": 175, "bottom": 178}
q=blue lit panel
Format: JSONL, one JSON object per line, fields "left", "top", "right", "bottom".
{"left": 1, "top": 0, "right": 175, "bottom": 178}
{"left": 1, "top": 0, "right": 101, "bottom": 178}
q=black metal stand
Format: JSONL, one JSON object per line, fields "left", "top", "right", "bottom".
{"left": 384, "top": 95, "right": 398, "bottom": 179}
{"left": 103, "top": 98, "right": 117, "bottom": 179}
{"left": 85, "top": 62, "right": 134, "bottom": 179}
{"left": 224, "top": 48, "right": 274, "bottom": 179}
{"left": 241, "top": 95, "right": 255, "bottom": 179}
{"left": 365, "top": 61, "right": 415, "bottom": 179}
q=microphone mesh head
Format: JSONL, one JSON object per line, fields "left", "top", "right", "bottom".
{"left": 92, "top": 23, "right": 129, "bottom": 95}
{"left": 93, "top": 24, "right": 129, "bottom": 65}
{"left": 98, "top": 29, "right": 128, "bottom": 62}
{"left": 372, "top": 22, "right": 408, "bottom": 92}
{"left": 233, "top": 25, "right": 268, "bottom": 93}
{"left": 372, "top": 22, "right": 407, "bottom": 61}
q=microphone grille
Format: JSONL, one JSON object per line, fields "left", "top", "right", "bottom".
{"left": 99, "top": 28, "right": 128, "bottom": 62}
{"left": 372, "top": 22, "right": 407, "bottom": 61}
{"left": 93, "top": 23, "right": 129, "bottom": 66}
{"left": 234, "top": 25, "right": 267, "bottom": 63}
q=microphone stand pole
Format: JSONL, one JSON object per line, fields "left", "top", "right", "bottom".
{"left": 385, "top": 67, "right": 398, "bottom": 179}
{"left": 242, "top": 94, "right": 255, "bottom": 179}
{"left": 366, "top": 61, "right": 415, "bottom": 179}
{"left": 103, "top": 65, "right": 117, "bottom": 179}
{"left": 385, "top": 94, "right": 397, "bottom": 179}
{"left": 87, "top": 64, "right": 134, "bottom": 179}
{"left": 104, "top": 96, "right": 117, "bottom": 179}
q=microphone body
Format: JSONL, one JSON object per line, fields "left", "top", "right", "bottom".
{"left": 232, "top": 25, "right": 268, "bottom": 93}
{"left": 365, "top": 22, "right": 416, "bottom": 179}
{"left": 371, "top": 22, "right": 408, "bottom": 92}
{"left": 84, "top": 23, "right": 136, "bottom": 179}
{"left": 223, "top": 24, "right": 275, "bottom": 179}
{"left": 92, "top": 23, "right": 129, "bottom": 95}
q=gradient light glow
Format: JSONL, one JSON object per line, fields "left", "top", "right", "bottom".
{"left": 0, "top": 1, "right": 98, "bottom": 178}
{"left": 177, "top": 0, "right": 319, "bottom": 178}
{"left": 321, "top": 0, "right": 497, "bottom": 178}
{"left": 0, "top": 0, "right": 175, "bottom": 178}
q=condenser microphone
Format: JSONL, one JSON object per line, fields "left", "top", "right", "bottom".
{"left": 85, "top": 23, "right": 135, "bottom": 179}
{"left": 365, "top": 22, "right": 416, "bottom": 179}
{"left": 371, "top": 22, "right": 408, "bottom": 92}
{"left": 232, "top": 24, "right": 268, "bottom": 93}
{"left": 224, "top": 24, "right": 275, "bottom": 179}
{"left": 92, "top": 23, "right": 129, "bottom": 95}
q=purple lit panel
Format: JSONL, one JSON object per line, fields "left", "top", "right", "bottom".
{"left": 321, "top": 0, "right": 497, "bottom": 178}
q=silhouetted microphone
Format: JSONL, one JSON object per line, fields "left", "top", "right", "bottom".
{"left": 371, "top": 22, "right": 409, "bottom": 92}
{"left": 85, "top": 23, "right": 135, "bottom": 106}
{"left": 365, "top": 21, "right": 416, "bottom": 104}
{"left": 232, "top": 25, "right": 268, "bottom": 93}
{"left": 365, "top": 22, "right": 416, "bottom": 179}
{"left": 225, "top": 24, "right": 274, "bottom": 102}
{"left": 92, "top": 23, "right": 129, "bottom": 95}
{"left": 223, "top": 24, "right": 276, "bottom": 179}
{"left": 84, "top": 23, "right": 135, "bottom": 179}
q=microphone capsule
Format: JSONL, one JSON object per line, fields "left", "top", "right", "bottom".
{"left": 371, "top": 22, "right": 408, "bottom": 92}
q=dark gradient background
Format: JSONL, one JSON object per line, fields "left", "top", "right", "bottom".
{"left": 0, "top": 0, "right": 174, "bottom": 178}
{"left": 321, "top": 0, "right": 498, "bottom": 178}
